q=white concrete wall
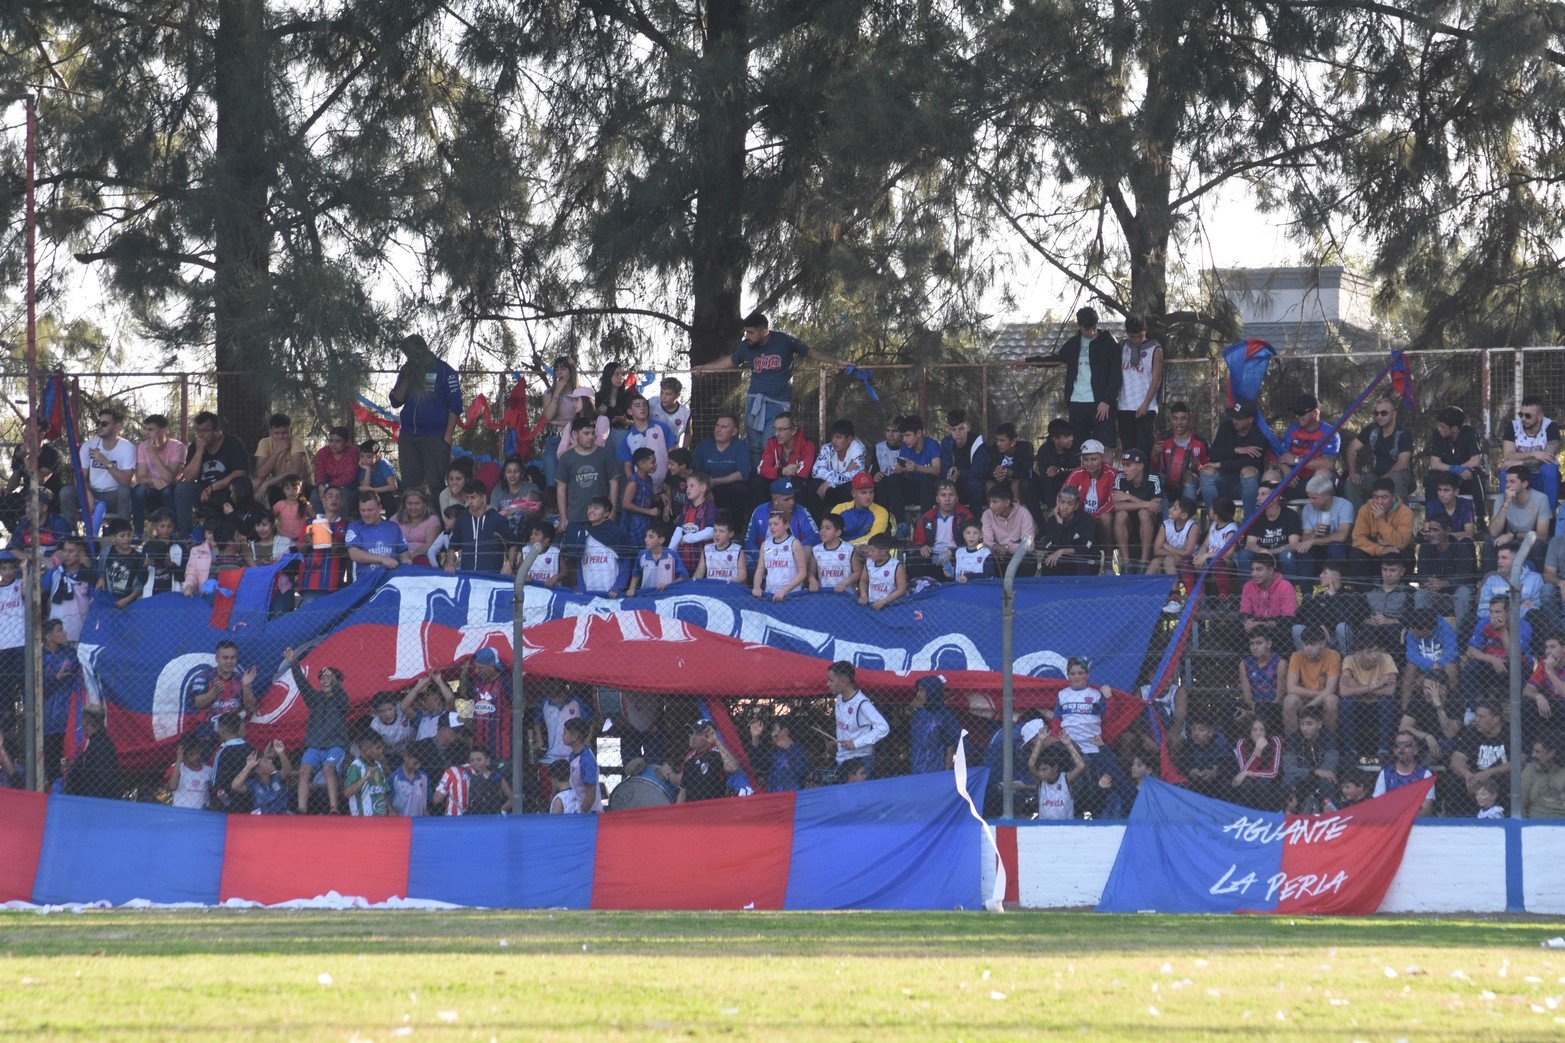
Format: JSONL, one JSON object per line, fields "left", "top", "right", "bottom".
{"left": 1008, "top": 823, "right": 1556, "bottom": 913}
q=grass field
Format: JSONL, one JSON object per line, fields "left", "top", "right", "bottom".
{"left": 1, "top": 910, "right": 1563, "bottom": 1040}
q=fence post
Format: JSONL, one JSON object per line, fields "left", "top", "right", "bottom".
{"left": 1312, "top": 356, "right": 1320, "bottom": 400}
{"left": 1508, "top": 531, "right": 1535, "bottom": 821}
{"left": 1481, "top": 348, "right": 1493, "bottom": 449}
{"left": 1000, "top": 536, "right": 1033, "bottom": 820}
{"left": 980, "top": 364, "right": 990, "bottom": 436}
{"left": 1514, "top": 349, "right": 1526, "bottom": 415}
{"left": 512, "top": 543, "right": 543, "bottom": 808}
{"left": 918, "top": 366, "right": 928, "bottom": 420}
{"left": 817, "top": 365, "right": 828, "bottom": 442}
{"left": 178, "top": 373, "right": 190, "bottom": 441}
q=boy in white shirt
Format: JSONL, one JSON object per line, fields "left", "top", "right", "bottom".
{"left": 648, "top": 377, "right": 692, "bottom": 449}
{"left": 627, "top": 522, "right": 688, "bottom": 595}
{"left": 166, "top": 740, "right": 213, "bottom": 810}
{"left": 953, "top": 520, "right": 995, "bottom": 582}
{"left": 809, "top": 514, "right": 860, "bottom": 594}
{"left": 858, "top": 533, "right": 907, "bottom": 610}
{"left": 524, "top": 520, "right": 562, "bottom": 587}
{"left": 694, "top": 515, "right": 747, "bottom": 585}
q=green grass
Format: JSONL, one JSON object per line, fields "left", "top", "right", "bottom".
{"left": 1, "top": 910, "right": 1563, "bottom": 1039}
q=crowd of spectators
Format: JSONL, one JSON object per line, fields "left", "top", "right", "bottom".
{"left": 3, "top": 308, "right": 1565, "bottom": 820}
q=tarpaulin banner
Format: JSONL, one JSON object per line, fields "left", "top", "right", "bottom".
{"left": 1095, "top": 777, "right": 1433, "bottom": 915}
{"left": 0, "top": 772, "right": 981, "bottom": 911}
{"left": 78, "top": 569, "right": 1169, "bottom": 769}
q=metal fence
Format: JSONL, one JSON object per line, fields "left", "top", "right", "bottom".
{"left": 5, "top": 345, "right": 1565, "bottom": 822}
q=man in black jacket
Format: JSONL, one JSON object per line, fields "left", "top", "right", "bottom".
{"left": 62, "top": 705, "right": 120, "bottom": 799}
{"left": 1035, "top": 307, "right": 1122, "bottom": 450}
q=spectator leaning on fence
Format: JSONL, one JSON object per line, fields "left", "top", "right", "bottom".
{"left": 689, "top": 310, "right": 843, "bottom": 455}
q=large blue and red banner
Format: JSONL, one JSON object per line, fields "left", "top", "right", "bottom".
{"left": 0, "top": 770, "right": 984, "bottom": 910}
{"left": 1096, "top": 777, "right": 1433, "bottom": 915}
{"left": 78, "top": 569, "right": 1170, "bottom": 770}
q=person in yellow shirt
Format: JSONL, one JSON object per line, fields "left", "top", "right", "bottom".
{"left": 1350, "top": 478, "right": 1413, "bottom": 579}
{"left": 1285, "top": 624, "right": 1341, "bottom": 736}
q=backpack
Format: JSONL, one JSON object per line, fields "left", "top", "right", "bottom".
{"left": 468, "top": 770, "right": 505, "bottom": 815}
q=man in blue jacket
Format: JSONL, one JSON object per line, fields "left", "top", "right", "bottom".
{"left": 389, "top": 334, "right": 463, "bottom": 503}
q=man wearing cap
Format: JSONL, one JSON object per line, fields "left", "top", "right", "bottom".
{"left": 833, "top": 472, "right": 892, "bottom": 545}
{"left": 1110, "top": 448, "right": 1163, "bottom": 573}
{"left": 828, "top": 661, "right": 889, "bottom": 780}
{"left": 660, "top": 718, "right": 739, "bottom": 802}
{"left": 743, "top": 477, "right": 821, "bottom": 563}
{"left": 1062, "top": 439, "right": 1118, "bottom": 548}
{"left": 1202, "top": 402, "right": 1271, "bottom": 518}
{"left": 1279, "top": 394, "right": 1341, "bottom": 490}
{"left": 908, "top": 675, "right": 963, "bottom": 775}
{"left": 1034, "top": 306, "right": 1121, "bottom": 449}
{"left": 689, "top": 311, "right": 843, "bottom": 456}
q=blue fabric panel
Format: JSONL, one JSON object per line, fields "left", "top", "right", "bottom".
{"left": 1095, "top": 778, "right": 1284, "bottom": 913}
{"left": 408, "top": 815, "right": 597, "bottom": 909}
{"left": 785, "top": 772, "right": 981, "bottom": 910}
{"left": 32, "top": 796, "right": 227, "bottom": 905}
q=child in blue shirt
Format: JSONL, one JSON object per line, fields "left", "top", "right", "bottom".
{"left": 620, "top": 447, "right": 662, "bottom": 547}
{"left": 627, "top": 522, "right": 688, "bottom": 595}
{"left": 231, "top": 740, "right": 291, "bottom": 814}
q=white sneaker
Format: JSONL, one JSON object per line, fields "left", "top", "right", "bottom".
{"left": 1162, "top": 599, "right": 1182, "bottom": 614}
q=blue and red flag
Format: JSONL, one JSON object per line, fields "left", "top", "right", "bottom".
{"left": 1221, "top": 339, "right": 1285, "bottom": 455}
{"left": 1097, "top": 776, "right": 1432, "bottom": 915}
{"left": 1388, "top": 350, "right": 1415, "bottom": 410}
{"left": 209, "top": 555, "right": 298, "bottom": 632}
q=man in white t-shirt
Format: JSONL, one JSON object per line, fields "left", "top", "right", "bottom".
{"left": 76, "top": 406, "right": 138, "bottom": 528}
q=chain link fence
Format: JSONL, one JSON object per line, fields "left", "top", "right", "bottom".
{"left": 5, "top": 345, "right": 1565, "bottom": 822}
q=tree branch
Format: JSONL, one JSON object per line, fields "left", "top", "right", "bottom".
{"left": 477, "top": 305, "right": 693, "bottom": 331}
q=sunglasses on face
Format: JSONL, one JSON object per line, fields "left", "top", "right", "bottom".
{"left": 1374, "top": 410, "right": 1392, "bottom": 417}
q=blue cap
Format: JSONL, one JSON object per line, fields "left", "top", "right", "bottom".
{"left": 0, "top": 550, "right": 16, "bottom": 564}
{"left": 770, "top": 478, "right": 796, "bottom": 496}
{"left": 475, "top": 647, "right": 501, "bottom": 667}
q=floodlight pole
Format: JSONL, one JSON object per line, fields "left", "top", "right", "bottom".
{"left": 1000, "top": 536, "right": 1033, "bottom": 820}
{"left": 511, "top": 542, "right": 543, "bottom": 807}
{"left": 1507, "top": 531, "right": 1534, "bottom": 820}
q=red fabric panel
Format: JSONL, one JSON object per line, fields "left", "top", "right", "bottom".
{"left": 1273, "top": 776, "right": 1434, "bottom": 915}
{"left": 0, "top": 789, "right": 48, "bottom": 902}
{"left": 592, "top": 791, "right": 796, "bottom": 909}
{"left": 996, "top": 825, "right": 1019, "bottom": 905}
{"left": 220, "top": 815, "right": 411, "bottom": 904}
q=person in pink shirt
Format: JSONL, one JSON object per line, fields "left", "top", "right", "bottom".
{"left": 313, "top": 426, "right": 361, "bottom": 508}
{"left": 133, "top": 413, "right": 188, "bottom": 536}
{"left": 1240, "top": 551, "right": 1297, "bottom": 640}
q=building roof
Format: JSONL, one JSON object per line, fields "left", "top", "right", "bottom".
{"left": 986, "top": 318, "right": 1382, "bottom": 359}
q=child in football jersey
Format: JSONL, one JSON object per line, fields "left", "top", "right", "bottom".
{"left": 649, "top": 376, "right": 692, "bottom": 449}
{"left": 1192, "top": 497, "right": 1239, "bottom": 598}
{"left": 858, "top": 533, "right": 907, "bottom": 610}
{"left": 166, "top": 739, "right": 213, "bottom": 810}
{"left": 142, "top": 509, "right": 185, "bottom": 596}
{"left": 809, "top": 513, "right": 860, "bottom": 594}
{"left": 1237, "top": 629, "right": 1286, "bottom": 729}
{"left": 953, "top": 520, "right": 995, "bottom": 582}
{"left": 570, "top": 497, "right": 630, "bottom": 597}
{"left": 369, "top": 691, "right": 413, "bottom": 766}
{"left": 231, "top": 739, "right": 292, "bottom": 815}
{"left": 694, "top": 514, "right": 747, "bottom": 585}
{"left": 343, "top": 733, "right": 391, "bottom": 816}
{"left": 1029, "top": 734, "right": 1086, "bottom": 820}
{"left": 523, "top": 520, "right": 562, "bottom": 588}
{"left": 628, "top": 522, "right": 688, "bottom": 595}
{"left": 389, "top": 744, "right": 429, "bottom": 816}
{"left": 671, "top": 470, "right": 717, "bottom": 574}
{"left": 548, "top": 758, "right": 581, "bottom": 813}
{"left": 1148, "top": 496, "right": 1202, "bottom": 612}
{"left": 753, "top": 510, "right": 808, "bottom": 602}
{"left": 620, "top": 447, "right": 663, "bottom": 547}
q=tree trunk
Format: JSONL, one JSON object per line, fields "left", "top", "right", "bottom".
{"left": 687, "top": 0, "right": 749, "bottom": 367}
{"left": 212, "top": 0, "right": 275, "bottom": 447}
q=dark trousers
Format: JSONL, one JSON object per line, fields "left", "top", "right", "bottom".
{"left": 1116, "top": 410, "right": 1157, "bottom": 459}
{"left": 399, "top": 433, "right": 452, "bottom": 504}
{"left": 885, "top": 472, "right": 939, "bottom": 522}
{"left": 1068, "top": 401, "right": 1117, "bottom": 449}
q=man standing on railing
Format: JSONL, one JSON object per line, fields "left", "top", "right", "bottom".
{"left": 389, "top": 333, "right": 463, "bottom": 504}
{"left": 689, "top": 311, "right": 843, "bottom": 456}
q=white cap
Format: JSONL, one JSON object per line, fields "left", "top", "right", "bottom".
{"left": 1020, "top": 719, "right": 1045, "bottom": 744}
{"left": 1079, "top": 439, "right": 1105, "bottom": 455}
